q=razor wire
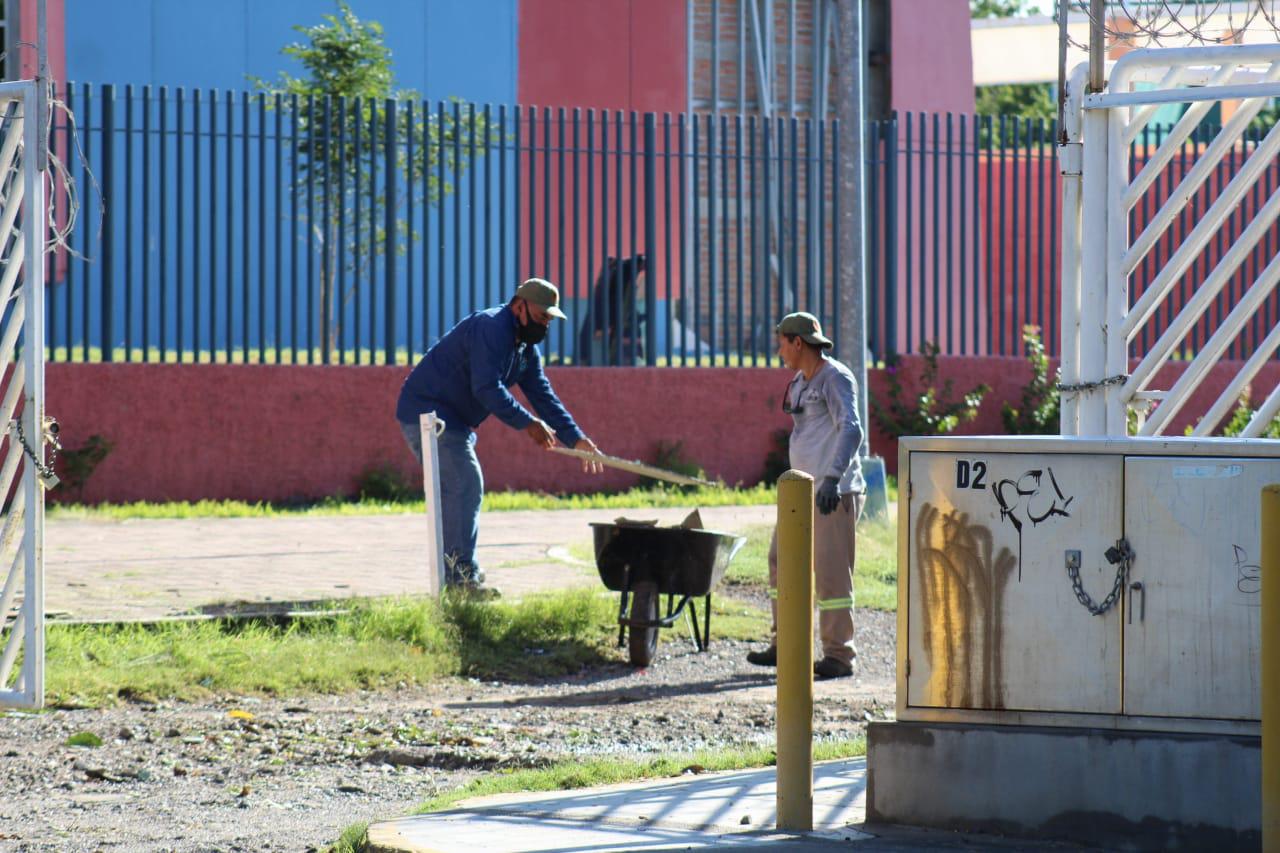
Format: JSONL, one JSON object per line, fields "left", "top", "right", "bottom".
{"left": 1060, "top": 1, "right": 1280, "bottom": 49}
{"left": 0, "top": 43, "right": 96, "bottom": 263}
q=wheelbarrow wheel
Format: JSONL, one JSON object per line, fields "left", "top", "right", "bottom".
{"left": 628, "top": 581, "right": 660, "bottom": 667}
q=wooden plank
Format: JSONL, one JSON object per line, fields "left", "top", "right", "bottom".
{"left": 549, "top": 446, "right": 718, "bottom": 488}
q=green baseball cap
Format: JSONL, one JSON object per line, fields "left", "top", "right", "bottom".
{"left": 516, "top": 278, "right": 567, "bottom": 319}
{"left": 776, "top": 312, "right": 833, "bottom": 348}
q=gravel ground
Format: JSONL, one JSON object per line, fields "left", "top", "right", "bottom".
{"left": 0, "top": 607, "right": 896, "bottom": 852}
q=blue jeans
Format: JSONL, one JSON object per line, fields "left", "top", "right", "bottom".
{"left": 399, "top": 420, "right": 484, "bottom": 580}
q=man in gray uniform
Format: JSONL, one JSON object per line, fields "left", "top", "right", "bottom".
{"left": 747, "top": 312, "right": 865, "bottom": 679}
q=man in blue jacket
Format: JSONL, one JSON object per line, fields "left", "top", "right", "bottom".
{"left": 396, "top": 278, "right": 602, "bottom": 596}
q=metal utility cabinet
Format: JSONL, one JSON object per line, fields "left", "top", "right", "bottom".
{"left": 866, "top": 436, "right": 1268, "bottom": 851}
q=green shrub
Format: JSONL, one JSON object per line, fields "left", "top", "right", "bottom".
{"left": 651, "top": 439, "right": 707, "bottom": 491}
{"left": 1002, "top": 326, "right": 1060, "bottom": 435}
{"left": 871, "top": 342, "right": 990, "bottom": 438}
{"left": 1186, "top": 392, "right": 1280, "bottom": 438}
{"left": 355, "top": 463, "right": 415, "bottom": 502}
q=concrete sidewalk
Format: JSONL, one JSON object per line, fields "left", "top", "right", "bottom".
{"left": 364, "top": 758, "right": 1071, "bottom": 852}
{"left": 44, "top": 505, "right": 776, "bottom": 621}
{"left": 367, "top": 759, "right": 871, "bottom": 852}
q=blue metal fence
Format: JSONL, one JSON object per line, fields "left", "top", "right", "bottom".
{"left": 47, "top": 84, "right": 843, "bottom": 367}
{"left": 56, "top": 87, "right": 1277, "bottom": 367}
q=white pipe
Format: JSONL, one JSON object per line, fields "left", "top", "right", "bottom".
{"left": 20, "top": 79, "right": 45, "bottom": 708}
{"left": 1079, "top": 105, "right": 1109, "bottom": 435}
{"left": 1110, "top": 44, "right": 1280, "bottom": 84}
{"left": 1105, "top": 84, "right": 1128, "bottom": 435}
{"left": 1059, "top": 63, "right": 1088, "bottom": 435}
{"left": 1087, "top": 81, "right": 1280, "bottom": 109}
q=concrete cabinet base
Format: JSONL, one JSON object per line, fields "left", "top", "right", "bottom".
{"left": 866, "top": 721, "right": 1260, "bottom": 851}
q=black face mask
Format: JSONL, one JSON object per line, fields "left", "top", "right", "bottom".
{"left": 517, "top": 317, "right": 549, "bottom": 345}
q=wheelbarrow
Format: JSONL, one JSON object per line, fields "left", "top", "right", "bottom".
{"left": 589, "top": 520, "right": 746, "bottom": 667}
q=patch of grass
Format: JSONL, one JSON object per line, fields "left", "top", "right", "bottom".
{"left": 703, "top": 598, "right": 772, "bottom": 642}
{"left": 412, "top": 737, "right": 866, "bottom": 815}
{"left": 44, "top": 590, "right": 622, "bottom": 707}
{"left": 64, "top": 731, "right": 103, "bottom": 747}
{"left": 49, "top": 484, "right": 777, "bottom": 521}
{"left": 723, "top": 515, "right": 899, "bottom": 612}
{"left": 324, "top": 821, "right": 368, "bottom": 853}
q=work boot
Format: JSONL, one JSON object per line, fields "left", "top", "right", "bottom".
{"left": 813, "top": 656, "right": 853, "bottom": 680}
{"left": 745, "top": 646, "right": 777, "bottom": 667}
{"left": 443, "top": 557, "right": 501, "bottom": 600}
{"left": 445, "top": 578, "right": 501, "bottom": 600}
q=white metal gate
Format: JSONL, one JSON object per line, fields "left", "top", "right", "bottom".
{"left": 1061, "top": 44, "right": 1280, "bottom": 437}
{"left": 0, "top": 80, "right": 47, "bottom": 710}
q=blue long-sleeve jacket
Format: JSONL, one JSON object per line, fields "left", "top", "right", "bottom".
{"left": 395, "top": 305, "right": 586, "bottom": 447}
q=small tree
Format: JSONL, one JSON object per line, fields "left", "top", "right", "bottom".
{"left": 255, "top": 1, "right": 490, "bottom": 354}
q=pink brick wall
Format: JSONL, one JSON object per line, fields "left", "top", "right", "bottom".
{"left": 46, "top": 357, "right": 1280, "bottom": 504}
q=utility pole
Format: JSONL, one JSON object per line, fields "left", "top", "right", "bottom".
{"left": 835, "top": 0, "right": 868, "bottom": 451}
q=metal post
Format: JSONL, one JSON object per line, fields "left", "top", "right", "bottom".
{"left": 776, "top": 469, "right": 814, "bottom": 832}
{"left": 1088, "top": 0, "right": 1105, "bottom": 94}
{"left": 643, "top": 113, "right": 657, "bottom": 366}
{"left": 1060, "top": 66, "right": 1086, "bottom": 435}
{"left": 23, "top": 80, "right": 46, "bottom": 706}
{"left": 1079, "top": 99, "right": 1109, "bottom": 434}
{"left": 385, "top": 99, "right": 397, "bottom": 365}
{"left": 1264, "top": 484, "right": 1280, "bottom": 852}
{"left": 36, "top": 0, "right": 47, "bottom": 171}
{"left": 836, "top": 0, "right": 869, "bottom": 451}
{"left": 419, "top": 413, "right": 446, "bottom": 596}
{"left": 101, "top": 85, "right": 114, "bottom": 362}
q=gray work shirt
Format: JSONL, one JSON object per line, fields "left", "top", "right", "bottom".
{"left": 786, "top": 356, "right": 865, "bottom": 495}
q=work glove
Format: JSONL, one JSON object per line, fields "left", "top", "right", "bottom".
{"left": 816, "top": 476, "right": 841, "bottom": 516}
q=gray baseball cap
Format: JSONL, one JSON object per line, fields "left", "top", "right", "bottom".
{"left": 776, "top": 312, "right": 833, "bottom": 348}
{"left": 516, "top": 278, "right": 567, "bottom": 319}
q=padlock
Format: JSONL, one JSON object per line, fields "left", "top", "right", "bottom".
{"left": 38, "top": 470, "right": 59, "bottom": 490}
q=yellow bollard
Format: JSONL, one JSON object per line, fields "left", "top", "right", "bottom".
{"left": 1264, "top": 486, "right": 1280, "bottom": 853}
{"left": 776, "top": 469, "right": 814, "bottom": 832}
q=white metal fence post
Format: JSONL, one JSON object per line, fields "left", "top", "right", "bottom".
{"left": 418, "top": 412, "right": 446, "bottom": 596}
{"left": 1059, "top": 64, "right": 1087, "bottom": 437}
{"left": 0, "top": 81, "right": 47, "bottom": 710}
{"left": 1079, "top": 103, "right": 1110, "bottom": 435}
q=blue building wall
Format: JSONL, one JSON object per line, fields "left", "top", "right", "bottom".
{"left": 65, "top": 0, "right": 518, "bottom": 104}
{"left": 56, "top": 1, "right": 525, "bottom": 361}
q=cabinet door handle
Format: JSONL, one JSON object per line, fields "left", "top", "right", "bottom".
{"left": 1128, "top": 581, "right": 1145, "bottom": 624}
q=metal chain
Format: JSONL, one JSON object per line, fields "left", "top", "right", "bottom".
{"left": 1068, "top": 539, "right": 1133, "bottom": 617}
{"left": 12, "top": 417, "right": 59, "bottom": 485}
{"left": 1056, "top": 374, "right": 1129, "bottom": 395}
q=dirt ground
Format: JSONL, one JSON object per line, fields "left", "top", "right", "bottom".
{"left": 0, "top": 607, "right": 896, "bottom": 852}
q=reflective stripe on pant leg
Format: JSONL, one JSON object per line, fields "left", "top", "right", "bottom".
{"left": 814, "top": 493, "right": 861, "bottom": 665}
